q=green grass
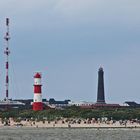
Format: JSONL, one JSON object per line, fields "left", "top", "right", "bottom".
{"left": 0, "top": 107, "right": 140, "bottom": 121}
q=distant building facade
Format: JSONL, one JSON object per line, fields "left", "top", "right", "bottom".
{"left": 47, "top": 98, "right": 71, "bottom": 108}
{"left": 69, "top": 101, "right": 94, "bottom": 107}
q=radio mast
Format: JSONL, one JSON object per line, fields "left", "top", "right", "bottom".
{"left": 4, "top": 18, "right": 10, "bottom": 101}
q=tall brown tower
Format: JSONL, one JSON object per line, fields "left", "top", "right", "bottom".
{"left": 96, "top": 67, "right": 106, "bottom": 104}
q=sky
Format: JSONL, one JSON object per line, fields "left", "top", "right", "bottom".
{"left": 0, "top": 0, "right": 140, "bottom": 103}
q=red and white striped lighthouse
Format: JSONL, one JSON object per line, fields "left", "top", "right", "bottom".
{"left": 33, "top": 72, "right": 43, "bottom": 111}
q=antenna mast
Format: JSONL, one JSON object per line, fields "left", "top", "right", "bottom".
{"left": 4, "top": 18, "right": 10, "bottom": 101}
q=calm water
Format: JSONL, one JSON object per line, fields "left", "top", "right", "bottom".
{"left": 0, "top": 128, "right": 140, "bottom": 140}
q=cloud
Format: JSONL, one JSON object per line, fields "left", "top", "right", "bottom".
{"left": 0, "top": 0, "right": 140, "bottom": 103}
{"left": 0, "top": 0, "right": 140, "bottom": 30}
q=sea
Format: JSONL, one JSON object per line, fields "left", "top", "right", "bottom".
{"left": 0, "top": 127, "right": 140, "bottom": 140}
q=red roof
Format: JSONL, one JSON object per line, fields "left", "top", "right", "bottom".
{"left": 34, "top": 73, "right": 41, "bottom": 78}
{"left": 80, "top": 103, "right": 120, "bottom": 109}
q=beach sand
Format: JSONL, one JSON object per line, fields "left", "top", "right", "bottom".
{"left": 0, "top": 118, "right": 140, "bottom": 128}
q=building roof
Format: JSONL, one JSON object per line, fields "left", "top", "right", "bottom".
{"left": 49, "top": 98, "right": 70, "bottom": 105}
{"left": 125, "top": 101, "right": 140, "bottom": 107}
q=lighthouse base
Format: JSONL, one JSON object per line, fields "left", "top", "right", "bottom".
{"left": 33, "top": 102, "right": 43, "bottom": 111}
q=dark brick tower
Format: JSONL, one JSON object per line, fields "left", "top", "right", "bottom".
{"left": 96, "top": 67, "right": 106, "bottom": 104}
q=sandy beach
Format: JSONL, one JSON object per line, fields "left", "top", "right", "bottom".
{"left": 0, "top": 118, "right": 140, "bottom": 128}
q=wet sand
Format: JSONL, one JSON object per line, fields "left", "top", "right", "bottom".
{"left": 0, "top": 127, "right": 140, "bottom": 140}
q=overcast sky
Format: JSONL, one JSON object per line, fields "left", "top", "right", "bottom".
{"left": 0, "top": 0, "right": 140, "bottom": 103}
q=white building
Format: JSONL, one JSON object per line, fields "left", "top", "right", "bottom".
{"left": 68, "top": 101, "right": 95, "bottom": 106}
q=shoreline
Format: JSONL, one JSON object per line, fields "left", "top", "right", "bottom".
{"left": 0, "top": 126, "right": 140, "bottom": 130}
{"left": 1, "top": 124, "right": 140, "bottom": 129}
